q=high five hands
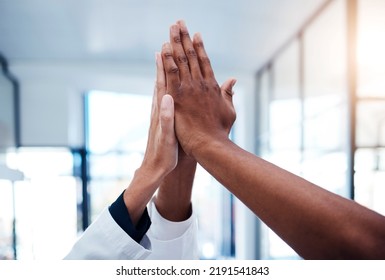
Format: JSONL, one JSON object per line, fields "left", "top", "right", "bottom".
{"left": 161, "top": 20, "right": 237, "bottom": 157}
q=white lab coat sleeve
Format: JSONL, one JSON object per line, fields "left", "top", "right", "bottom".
{"left": 145, "top": 197, "right": 199, "bottom": 260}
{"left": 64, "top": 208, "right": 152, "bottom": 260}
{"left": 64, "top": 198, "right": 198, "bottom": 260}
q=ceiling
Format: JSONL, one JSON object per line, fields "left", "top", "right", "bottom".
{"left": 0, "top": 0, "right": 325, "bottom": 72}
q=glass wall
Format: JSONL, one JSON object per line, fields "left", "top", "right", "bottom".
{"left": 86, "top": 92, "right": 153, "bottom": 222}
{"left": 0, "top": 57, "right": 16, "bottom": 150}
{"left": 302, "top": 0, "right": 348, "bottom": 197}
{"left": 3, "top": 148, "right": 78, "bottom": 259}
{"left": 258, "top": 42, "right": 301, "bottom": 259}
{"left": 256, "top": 0, "right": 349, "bottom": 259}
{"left": 257, "top": 0, "right": 385, "bottom": 259}
{"left": 355, "top": 0, "right": 385, "bottom": 215}
{"left": 0, "top": 179, "right": 14, "bottom": 259}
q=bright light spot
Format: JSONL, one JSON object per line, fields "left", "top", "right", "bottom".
{"left": 201, "top": 242, "right": 215, "bottom": 259}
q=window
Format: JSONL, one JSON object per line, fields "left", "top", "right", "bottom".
{"left": 302, "top": 0, "right": 348, "bottom": 197}
{"left": 0, "top": 55, "right": 17, "bottom": 150}
{"left": 259, "top": 42, "right": 302, "bottom": 260}
{"left": 0, "top": 178, "right": 14, "bottom": 259}
{"left": 256, "top": 0, "right": 349, "bottom": 259}
{"left": 86, "top": 91, "right": 152, "bottom": 221}
{"left": 355, "top": 0, "right": 385, "bottom": 216}
{"left": 4, "top": 148, "right": 78, "bottom": 259}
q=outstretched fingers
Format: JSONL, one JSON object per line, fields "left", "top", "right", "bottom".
{"left": 162, "top": 42, "right": 181, "bottom": 94}
{"left": 193, "top": 33, "right": 215, "bottom": 79}
{"left": 162, "top": 21, "right": 216, "bottom": 91}
{"left": 169, "top": 24, "right": 191, "bottom": 82}
{"left": 177, "top": 20, "right": 202, "bottom": 80}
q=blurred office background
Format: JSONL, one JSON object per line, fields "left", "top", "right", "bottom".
{"left": 0, "top": 0, "right": 384, "bottom": 260}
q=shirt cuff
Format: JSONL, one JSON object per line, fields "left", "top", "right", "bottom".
{"left": 147, "top": 197, "right": 195, "bottom": 241}
{"left": 108, "top": 191, "right": 151, "bottom": 244}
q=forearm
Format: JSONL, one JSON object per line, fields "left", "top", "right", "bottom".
{"left": 193, "top": 137, "right": 385, "bottom": 259}
{"left": 123, "top": 166, "right": 165, "bottom": 226}
{"left": 155, "top": 155, "right": 197, "bottom": 222}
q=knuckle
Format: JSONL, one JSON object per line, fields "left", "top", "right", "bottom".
{"left": 186, "top": 48, "right": 197, "bottom": 58}
{"left": 176, "top": 55, "right": 188, "bottom": 64}
{"left": 213, "top": 83, "right": 221, "bottom": 93}
{"left": 156, "top": 83, "right": 165, "bottom": 92}
{"left": 179, "top": 83, "right": 192, "bottom": 95}
{"left": 180, "top": 30, "right": 190, "bottom": 38}
{"left": 163, "top": 51, "right": 174, "bottom": 60}
{"left": 199, "top": 56, "right": 211, "bottom": 66}
{"left": 224, "top": 87, "right": 233, "bottom": 96}
{"left": 167, "top": 66, "right": 179, "bottom": 74}
{"left": 172, "top": 35, "right": 182, "bottom": 44}
{"left": 199, "top": 81, "right": 209, "bottom": 92}
{"left": 193, "top": 40, "right": 204, "bottom": 49}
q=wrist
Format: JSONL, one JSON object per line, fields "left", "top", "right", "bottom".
{"left": 123, "top": 167, "right": 163, "bottom": 225}
{"left": 177, "top": 154, "right": 197, "bottom": 168}
{"left": 155, "top": 158, "right": 197, "bottom": 222}
{"left": 138, "top": 161, "right": 170, "bottom": 183}
{"left": 190, "top": 132, "right": 230, "bottom": 160}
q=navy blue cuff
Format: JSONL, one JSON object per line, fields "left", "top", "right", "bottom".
{"left": 108, "top": 191, "right": 151, "bottom": 244}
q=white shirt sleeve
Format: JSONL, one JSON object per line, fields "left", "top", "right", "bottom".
{"left": 64, "top": 197, "right": 198, "bottom": 260}
{"left": 145, "top": 197, "right": 199, "bottom": 260}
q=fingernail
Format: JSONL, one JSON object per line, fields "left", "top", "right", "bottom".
{"left": 170, "top": 24, "right": 179, "bottom": 32}
{"left": 178, "top": 19, "right": 186, "bottom": 27}
{"left": 162, "top": 42, "right": 171, "bottom": 49}
{"left": 193, "top": 33, "right": 203, "bottom": 43}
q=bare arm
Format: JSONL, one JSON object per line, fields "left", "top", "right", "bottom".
{"left": 154, "top": 150, "right": 196, "bottom": 221}
{"left": 194, "top": 138, "right": 385, "bottom": 259}
{"left": 162, "top": 20, "right": 385, "bottom": 259}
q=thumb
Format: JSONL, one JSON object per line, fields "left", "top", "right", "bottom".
{"left": 159, "top": 94, "right": 175, "bottom": 135}
{"left": 221, "top": 78, "right": 237, "bottom": 100}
